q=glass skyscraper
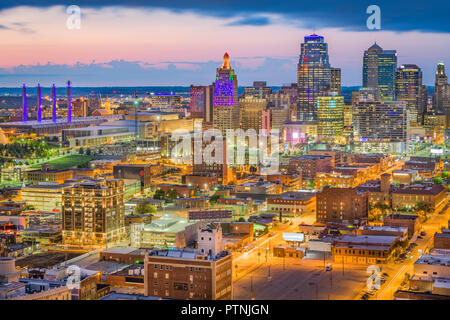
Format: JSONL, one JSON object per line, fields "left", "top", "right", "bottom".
{"left": 362, "top": 42, "right": 397, "bottom": 101}
{"left": 395, "top": 64, "right": 426, "bottom": 125}
{"left": 297, "top": 33, "right": 331, "bottom": 122}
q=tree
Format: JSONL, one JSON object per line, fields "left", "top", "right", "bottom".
{"left": 153, "top": 189, "right": 165, "bottom": 200}
{"left": 79, "top": 147, "right": 84, "bottom": 155}
{"left": 167, "top": 188, "right": 178, "bottom": 201}
{"left": 135, "top": 201, "right": 156, "bottom": 214}
{"left": 432, "top": 177, "right": 443, "bottom": 185}
{"left": 209, "top": 194, "right": 221, "bottom": 205}
{"left": 237, "top": 217, "right": 246, "bottom": 222}
{"left": 86, "top": 148, "right": 92, "bottom": 156}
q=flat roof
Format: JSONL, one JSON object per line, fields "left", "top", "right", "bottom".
{"left": 102, "top": 246, "right": 139, "bottom": 255}
{"left": 336, "top": 234, "right": 398, "bottom": 245}
{"left": 415, "top": 254, "right": 450, "bottom": 266}
{"left": 143, "top": 214, "right": 196, "bottom": 233}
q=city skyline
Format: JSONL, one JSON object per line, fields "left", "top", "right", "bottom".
{"left": 0, "top": 3, "right": 449, "bottom": 87}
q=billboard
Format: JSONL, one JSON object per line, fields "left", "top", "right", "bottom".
{"left": 282, "top": 233, "right": 305, "bottom": 242}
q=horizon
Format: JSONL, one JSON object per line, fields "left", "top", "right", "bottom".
{"left": 0, "top": 1, "right": 449, "bottom": 87}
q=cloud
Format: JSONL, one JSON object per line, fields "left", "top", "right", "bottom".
{"left": 0, "top": 1, "right": 448, "bottom": 33}
{"left": 0, "top": 58, "right": 297, "bottom": 87}
{"left": 226, "top": 16, "right": 271, "bottom": 27}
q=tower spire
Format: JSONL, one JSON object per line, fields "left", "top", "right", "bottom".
{"left": 222, "top": 52, "right": 231, "bottom": 69}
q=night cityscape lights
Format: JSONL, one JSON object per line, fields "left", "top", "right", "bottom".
{"left": 0, "top": 2, "right": 448, "bottom": 312}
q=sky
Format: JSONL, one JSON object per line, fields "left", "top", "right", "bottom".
{"left": 0, "top": 1, "right": 449, "bottom": 87}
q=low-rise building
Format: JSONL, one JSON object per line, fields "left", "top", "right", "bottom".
{"left": 131, "top": 213, "right": 198, "bottom": 249}
{"left": 331, "top": 234, "right": 400, "bottom": 264}
{"left": 267, "top": 191, "right": 316, "bottom": 217}
{"left": 143, "top": 223, "right": 232, "bottom": 300}
{"left": 383, "top": 213, "right": 420, "bottom": 237}
{"left": 316, "top": 186, "right": 368, "bottom": 225}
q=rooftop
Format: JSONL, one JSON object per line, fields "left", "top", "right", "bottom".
{"left": 415, "top": 254, "right": 450, "bottom": 267}
{"left": 143, "top": 213, "right": 196, "bottom": 234}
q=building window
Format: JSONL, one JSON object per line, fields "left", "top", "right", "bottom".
{"left": 154, "top": 272, "right": 158, "bottom": 278}
{"left": 165, "top": 273, "right": 169, "bottom": 279}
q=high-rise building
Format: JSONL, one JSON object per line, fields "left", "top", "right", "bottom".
{"left": 239, "top": 97, "right": 267, "bottom": 132}
{"left": 330, "top": 67, "right": 341, "bottom": 95}
{"left": 362, "top": 43, "right": 397, "bottom": 101}
{"left": 62, "top": 179, "right": 125, "bottom": 248}
{"left": 297, "top": 34, "right": 331, "bottom": 122}
{"left": 395, "top": 64, "right": 426, "bottom": 125}
{"left": 433, "top": 62, "right": 448, "bottom": 114}
{"left": 212, "top": 52, "right": 240, "bottom": 132}
{"left": 190, "top": 85, "right": 214, "bottom": 122}
{"left": 316, "top": 94, "right": 344, "bottom": 141}
{"left": 432, "top": 62, "right": 450, "bottom": 127}
{"left": 353, "top": 88, "right": 408, "bottom": 153}
{"left": 244, "top": 81, "right": 272, "bottom": 98}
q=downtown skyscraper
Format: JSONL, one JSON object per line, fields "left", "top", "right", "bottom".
{"left": 362, "top": 43, "right": 397, "bottom": 101}
{"left": 433, "top": 62, "right": 450, "bottom": 119}
{"left": 297, "top": 34, "right": 332, "bottom": 122}
{"left": 212, "top": 52, "right": 240, "bottom": 132}
{"left": 395, "top": 64, "right": 427, "bottom": 125}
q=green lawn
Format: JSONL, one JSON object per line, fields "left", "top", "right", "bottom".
{"left": 30, "top": 154, "right": 94, "bottom": 170}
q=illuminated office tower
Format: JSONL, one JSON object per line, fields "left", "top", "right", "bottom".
{"left": 317, "top": 94, "right": 344, "bottom": 141}
{"left": 212, "top": 52, "right": 240, "bottom": 132}
{"left": 433, "top": 62, "right": 450, "bottom": 125}
{"left": 297, "top": 34, "right": 331, "bottom": 122}
{"left": 239, "top": 97, "right": 268, "bottom": 132}
{"left": 62, "top": 179, "right": 125, "bottom": 248}
{"left": 395, "top": 64, "right": 426, "bottom": 125}
{"left": 353, "top": 88, "right": 408, "bottom": 153}
{"left": 362, "top": 43, "right": 397, "bottom": 101}
{"left": 244, "top": 81, "right": 272, "bottom": 98}
{"left": 330, "top": 68, "right": 341, "bottom": 95}
{"left": 190, "top": 85, "right": 214, "bottom": 122}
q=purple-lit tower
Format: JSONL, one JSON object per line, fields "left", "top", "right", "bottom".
{"left": 52, "top": 84, "right": 57, "bottom": 122}
{"left": 213, "top": 52, "right": 238, "bottom": 106}
{"left": 67, "top": 80, "right": 72, "bottom": 122}
{"left": 22, "top": 84, "right": 27, "bottom": 122}
{"left": 37, "top": 83, "right": 42, "bottom": 122}
{"left": 211, "top": 52, "right": 240, "bottom": 131}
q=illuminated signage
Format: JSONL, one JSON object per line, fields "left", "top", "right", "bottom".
{"left": 282, "top": 233, "right": 305, "bottom": 242}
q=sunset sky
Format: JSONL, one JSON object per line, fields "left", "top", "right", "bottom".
{"left": 0, "top": 1, "right": 449, "bottom": 87}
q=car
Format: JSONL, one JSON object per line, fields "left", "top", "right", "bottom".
{"left": 417, "top": 235, "right": 423, "bottom": 239}
{"left": 382, "top": 273, "right": 389, "bottom": 277}
{"left": 326, "top": 264, "right": 332, "bottom": 271}
{"left": 361, "top": 294, "right": 369, "bottom": 300}
{"left": 420, "top": 231, "right": 427, "bottom": 236}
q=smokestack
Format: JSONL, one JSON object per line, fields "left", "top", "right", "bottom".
{"left": 22, "top": 84, "right": 27, "bottom": 122}
{"left": 67, "top": 80, "right": 72, "bottom": 123}
{"left": 37, "top": 83, "right": 42, "bottom": 122}
{"left": 52, "top": 84, "right": 57, "bottom": 123}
